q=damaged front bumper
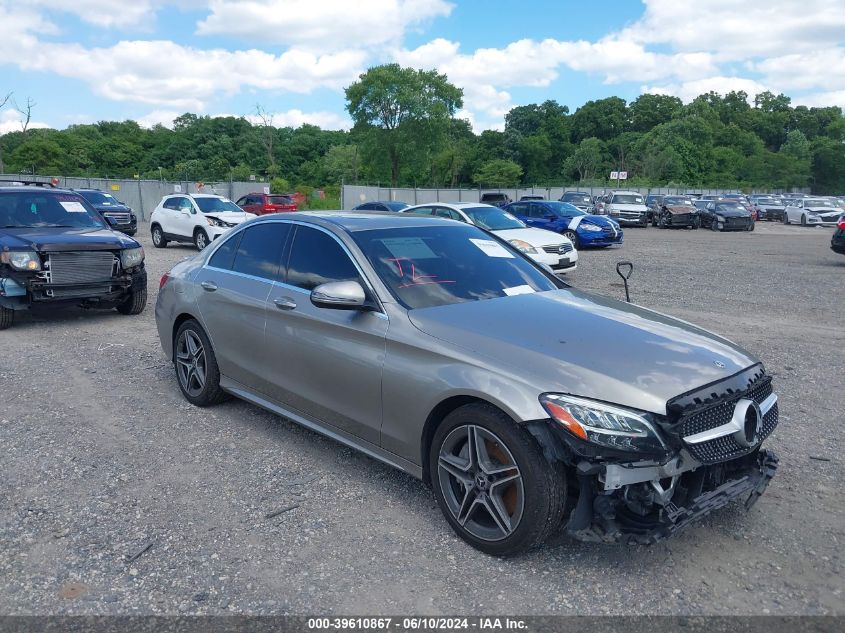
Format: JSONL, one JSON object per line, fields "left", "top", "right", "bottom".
{"left": 566, "top": 448, "right": 778, "bottom": 544}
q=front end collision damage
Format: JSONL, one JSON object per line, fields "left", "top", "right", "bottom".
{"left": 525, "top": 369, "right": 780, "bottom": 545}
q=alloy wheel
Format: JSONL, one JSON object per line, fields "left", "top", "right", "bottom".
{"left": 152, "top": 227, "right": 162, "bottom": 245}
{"left": 176, "top": 329, "right": 207, "bottom": 397}
{"left": 437, "top": 425, "right": 525, "bottom": 542}
{"left": 196, "top": 231, "right": 208, "bottom": 250}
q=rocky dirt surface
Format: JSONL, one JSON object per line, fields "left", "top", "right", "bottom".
{"left": 0, "top": 220, "right": 842, "bottom": 615}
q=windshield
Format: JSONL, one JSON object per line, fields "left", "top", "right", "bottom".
{"left": 714, "top": 203, "right": 746, "bottom": 213}
{"left": 757, "top": 197, "right": 779, "bottom": 205}
{"left": 383, "top": 201, "right": 410, "bottom": 211}
{"left": 611, "top": 194, "right": 644, "bottom": 205}
{"left": 463, "top": 206, "right": 525, "bottom": 230}
{"left": 78, "top": 191, "right": 121, "bottom": 206}
{"left": 194, "top": 197, "right": 243, "bottom": 213}
{"left": 544, "top": 201, "right": 587, "bottom": 217}
{"left": 0, "top": 191, "right": 106, "bottom": 229}
{"left": 805, "top": 199, "right": 836, "bottom": 208}
{"left": 352, "top": 225, "right": 558, "bottom": 310}
{"left": 664, "top": 196, "right": 692, "bottom": 205}
{"left": 562, "top": 194, "right": 592, "bottom": 204}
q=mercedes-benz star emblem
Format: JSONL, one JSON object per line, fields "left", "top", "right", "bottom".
{"left": 732, "top": 399, "right": 763, "bottom": 447}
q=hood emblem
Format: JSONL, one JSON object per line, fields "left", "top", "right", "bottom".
{"left": 713, "top": 360, "right": 726, "bottom": 368}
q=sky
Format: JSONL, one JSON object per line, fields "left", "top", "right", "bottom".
{"left": 1, "top": 0, "right": 844, "bottom": 135}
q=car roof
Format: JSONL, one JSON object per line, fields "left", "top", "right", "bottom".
{"left": 610, "top": 190, "right": 642, "bottom": 195}
{"left": 0, "top": 185, "right": 76, "bottom": 194}
{"left": 280, "top": 211, "right": 462, "bottom": 232}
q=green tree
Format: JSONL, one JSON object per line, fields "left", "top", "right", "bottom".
{"left": 345, "top": 64, "right": 463, "bottom": 186}
{"left": 473, "top": 159, "right": 523, "bottom": 187}
{"left": 629, "top": 94, "right": 682, "bottom": 132}
{"left": 564, "top": 138, "right": 605, "bottom": 182}
{"left": 570, "top": 97, "right": 627, "bottom": 142}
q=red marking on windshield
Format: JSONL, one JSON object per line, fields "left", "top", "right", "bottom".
{"left": 386, "top": 256, "right": 455, "bottom": 288}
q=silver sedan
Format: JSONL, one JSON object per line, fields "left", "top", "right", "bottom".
{"left": 155, "top": 212, "right": 780, "bottom": 555}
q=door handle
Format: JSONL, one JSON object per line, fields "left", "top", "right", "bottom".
{"left": 200, "top": 281, "right": 218, "bottom": 292}
{"left": 273, "top": 296, "right": 297, "bottom": 310}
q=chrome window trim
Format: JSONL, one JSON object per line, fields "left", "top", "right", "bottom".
{"left": 202, "top": 217, "right": 386, "bottom": 315}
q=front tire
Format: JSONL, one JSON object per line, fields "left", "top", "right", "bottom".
{"left": 0, "top": 306, "right": 14, "bottom": 330}
{"left": 116, "top": 286, "right": 147, "bottom": 315}
{"left": 801, "top": 214, "right": 807, "bottom": 227}
{"left": 562, "top": 229, "right": 580, "bottom": 249}
{"left": 151, "top": 224, "right": 168, "bottom": 248}
{"left": 783, "top": 213, "right": 789, "bottom": 225}
{"left": 429, "top": 403, "right": 566, "bottom": 556}
{"left": 194, "top": 229, "right": 210, "bottom": 250}
{"left": 173, "top": 320, "right": 229, "bottom": 407}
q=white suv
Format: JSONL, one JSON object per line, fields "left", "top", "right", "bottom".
{"left": 150, "top": 194, "right": 255, "bottom": 250}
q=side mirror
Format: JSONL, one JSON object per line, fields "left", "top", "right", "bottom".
{"left": 180, "top": 208, "right": 192, "bottom": 216}
{"left": 311, "top": 281, "right": 368, "bottom": 310}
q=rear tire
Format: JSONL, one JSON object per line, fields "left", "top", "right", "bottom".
{"left": 783, "top": 213, "right": 789, "bottom": 225}
{"left": 0, "top": 306, "right": 14, "bottom": 330}
{"left": 429, "top": 403, "right": 566, "bottom": 556}
{"left": 173, "top": 320, "right": 230, "bottom": 407}
{"left": 151, "top": 224, "right": 168, "bottom": 248}
{"left": 116, "top": 286, "right": 147, "bottom": 315}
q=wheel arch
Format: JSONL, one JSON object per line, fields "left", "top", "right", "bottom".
{"left": 421, "top": 394, "right": 537, "bottom": 485}
{"left": 172, "top": 312, "right": 204, "bottom": 356}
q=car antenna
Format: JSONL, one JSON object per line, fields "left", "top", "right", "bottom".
{"left": 616, "top": 261, "right": 633, "bottom": 302}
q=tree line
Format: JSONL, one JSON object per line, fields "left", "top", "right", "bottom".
{"left": 2, "top": 64, "right": 844, "bottom": 194}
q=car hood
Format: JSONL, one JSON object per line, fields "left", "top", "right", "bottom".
{"left": 205, "top": 211, "right": 255, "bottom": 223}
{"left": 493, "top": 227, "right": 570, "bottom": 247}
{"left": 92, "top": 203, "right": 132, "bottom": 213}
{"left": 806, "top": 207, "right": 840, "bottom": 215}
{"left": 714, "top": 208, "right": 750, "bottom": 218}
{"left": 408, "top": 289, "right": 758, "bottom": 415}
{"left": 610, "top": 204, "right": 648, "bottom": 211}
{"left": 578, "top": 214, "right": 618, "bottom": 228}
{"left": 0, "top": 227, "right": 139, "bottom": 251}
{"left": 665, "top": 204, "right": 697, "bottom": 215}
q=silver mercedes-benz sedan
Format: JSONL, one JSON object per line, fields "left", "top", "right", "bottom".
{"left": 155, "top": 212, "right": 779, "bottom": 555}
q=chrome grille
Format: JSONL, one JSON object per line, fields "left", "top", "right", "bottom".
{"left": 680, "top": 378, "right": 777, "bottom": 465}
{"left": 542, "top": 243, "right": 575, "bottom": 255}
{"left": 48, "top": 251, "right": 117, "bottom": 284}
{"left": 103, "top": 212, "right": 130, "bottom": 223}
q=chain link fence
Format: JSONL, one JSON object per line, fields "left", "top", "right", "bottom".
{"left": 339, "top": 184, "right": 770, "bottom": 209}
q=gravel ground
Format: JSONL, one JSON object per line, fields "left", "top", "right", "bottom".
{"left": 0, "top": 220, "right": 842, "bottom": 616}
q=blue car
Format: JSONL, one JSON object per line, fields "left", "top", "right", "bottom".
{"left": 504, "top": 200, "right": 623, "bottom": 249}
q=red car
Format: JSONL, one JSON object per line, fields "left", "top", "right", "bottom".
{"left": 235, "top": 193, "right": 297, "bottom": 215}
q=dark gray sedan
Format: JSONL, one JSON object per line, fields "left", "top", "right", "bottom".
{"left": 155, "top": 212, "right": 779, "bottom": 555}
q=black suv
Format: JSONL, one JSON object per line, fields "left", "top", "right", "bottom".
{"left": 0, "top": 183, "right": 147, "bottom": 329}
{"left": 74, "top": 188, "right": 138, "bottom": 235}
{"left": 479, "top": 192, "right": 512, "bottom": 207}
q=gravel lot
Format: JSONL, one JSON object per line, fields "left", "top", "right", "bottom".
{"left": 1, "top": 220, "right": 842, "bottom": 616}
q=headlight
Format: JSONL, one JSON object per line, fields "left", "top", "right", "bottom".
{"left": 1, "top": 251, "right": 41, "bottom": 271}
{"left": 508, "top": 239, "right": 538, "bottom": 254}
{"left": 715, "top": 215, "right": 725, "bottom": 222}
{"left": 206, "top": 216, "right": 228, "bottom": 227}
{"left": 120, "top": 247, "right": 144, "bottom": 269}
{"left": 539, "top": 394, "right": 667, "bottom": 454}
{"left": 581, "top": 223, "right": 602, "bottom": 232}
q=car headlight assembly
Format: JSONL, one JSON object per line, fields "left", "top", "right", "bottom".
{"left": 715, "top": 214, "right": 725, "bottom": 222}
{"left": 120, "top": 247, "right": 144, "bottom": 269}
{"left": 581, "top": 223, "right": 603, "bottom": 232}
{"left": 508, "top": 239, "right": 538, "bottom": 254}
{"left": 206, "top": 216, "right": 229, "bottom": 228}
{"left": 540, "top": 394, "right": 667, "bottom": 454}
{"left": 1, "top": 250, "right": 41, "bottom": 271}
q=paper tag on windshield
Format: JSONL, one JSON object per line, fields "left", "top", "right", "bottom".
{"left": 469, "top": 238, "right": 514, "bottom": 258}
{"left": 503, "top": 285, "right": 535, "bottom": 296}
{"left": 60, "top": 201, "right": 87, "bottom": 213}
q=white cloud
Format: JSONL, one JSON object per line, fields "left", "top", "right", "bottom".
{"left": 136, "top": 109, "right": 182, "bottom": 128}
{"left": 792, "top": 91, "right": 845, "bottom": 108}
{"left": 0, "top": 109, "right": 50, "bottom": 135}
{"left": 752, "top": 48, "right": 845, "bottom": 92}
{"left": 197, "top": 0, "right": 453, "bottom": 51}
{"left": 244, "top": 109, "right": 351, "bottom": 129}
{"left": 640, "top": 77, "right": 770, "bottom": 104}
